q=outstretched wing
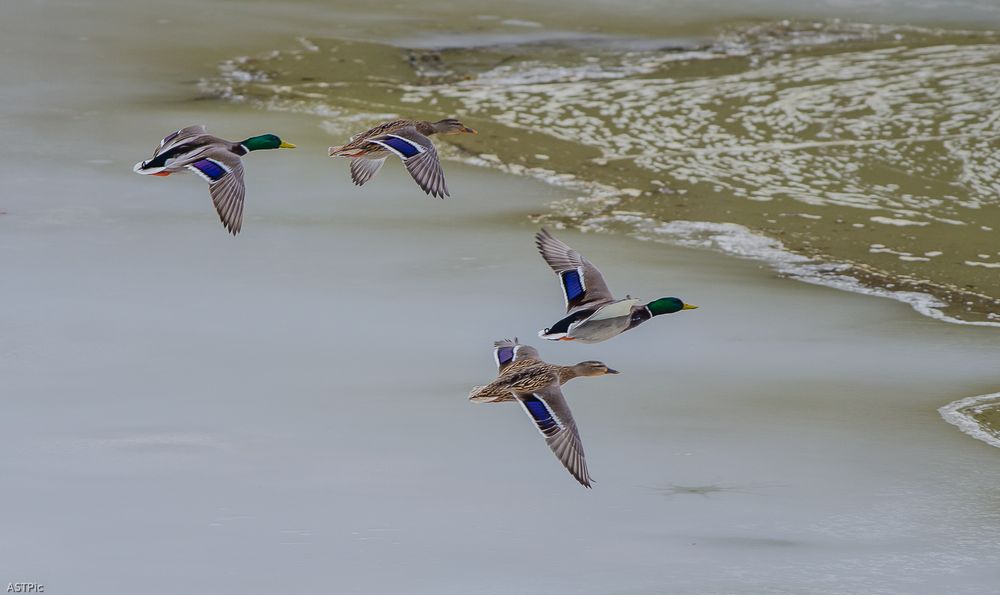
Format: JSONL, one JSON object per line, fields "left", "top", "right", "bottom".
{"left": 535, "top": 228, "right": 615, "bottom": 313}
{"left": 350, "top": 157, "right": 387, "bottom": 186}
{"left": 152, "top": 125, "right": 208, "bottom": 158}
{"left": 493, "top": 338, "right": 541, "bottom": 375}
{"left": 516, "top": 384, "right": 592, "bottom": 488}
{"left": 185, "top": 148, "right": 246, "bottom": 236}
{"left": 367, "top": 128, "right": 449, "bottom": 198}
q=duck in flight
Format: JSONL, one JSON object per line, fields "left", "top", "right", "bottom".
{"left": 328, "top": 118, "right": 477, "bottom": 198}
{"left": 469, "top": 339, "right": 619, "bottom": 488}
{"left": 535, "top": 228, "right": 698, "bottom": 343}
{"left": 133, "top": 125, "right": 295, "bottom": 235}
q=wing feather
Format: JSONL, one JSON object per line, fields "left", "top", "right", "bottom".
{"left": 152, "top": 125, "right": 208, "bottom": 158}
{"left": 535, "top": 228, "right": 615, "bottom": 312}
{"left": 350, "top": 157, "right": 387, "bottom": 186}
{"left": 516, "top": 384, "right": 592, "bottom": 488}
{"left": 493, "top": 338, "right": 541, "bottom": 374}
{"left": 369, "top": 128, "right": 450, "bottom": 198}
{"left": 199, "top": 149, "right": 245, "bottom": 236}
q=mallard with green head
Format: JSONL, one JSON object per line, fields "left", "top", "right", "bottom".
{"left": 469, "top": 339, "right": 619, "bottom": 488}
{"left": 328, "top": 118, "right": 477, "bottom": 198}
{"left": 535, "top": 228, "right": 698, "bottom": 343}
{"left": 133, "top": 125, "right": 295, "bottom": 235}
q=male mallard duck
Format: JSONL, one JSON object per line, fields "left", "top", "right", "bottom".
{"left": 468, "top": 339, "right": 619, "bottom": 488}
{"left": 133, "top": 125, "right": 295, "bottom": 235}
{"left": 535, "top": 228, "right": 697, "bottom": 343}
{"left": 328, "top": 118, "right": 477, "bottom": 198}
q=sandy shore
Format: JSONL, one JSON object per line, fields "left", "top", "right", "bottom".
{"left": 2, "top": 1, "right": 1000, "bottom": 593}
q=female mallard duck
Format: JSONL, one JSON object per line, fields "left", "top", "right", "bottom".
{"left": 328, "top": 118, "right": 476, "bottom": 198}
{"left": 133, "top": 125, "right": 295, "bottom": 235}
{"left": 468, "top": 339, "right": 619, "bottom": 488}
{"left": 535, "top": 228, "right": 698, "bottom": 343}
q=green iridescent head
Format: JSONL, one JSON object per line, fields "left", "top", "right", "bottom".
{"left": 647, "top": 297, "right": 698, "bottom": 316}
{"left": 241, "top": 134, "right": 296, "bottom": 151}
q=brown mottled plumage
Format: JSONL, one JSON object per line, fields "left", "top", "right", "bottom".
{"left": 468, "top": 339, "right": 618, "bottom": 488}
{"left": 469, "top": 354, "right": 617, "bottom": 403}
{"left": 328, "top": 118, "right": 476, "bottom": 198}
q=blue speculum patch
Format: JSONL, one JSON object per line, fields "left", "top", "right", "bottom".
{"left": 496, "top": 346, "right": 515, "bottom": 366}
{"left": 380, "top": 136, "right": 421, "bottom": 158}
{"left": 161, "top": 130, "right": 179, "bottom": 146}
{"left": 561, "top": 270, "right": 585, "bottom": 302}
{"left": 524, "top": 397, "right": 557, "bottom": 433}
{"left": 191, "top": 159, "right": 227, "bottom": 182}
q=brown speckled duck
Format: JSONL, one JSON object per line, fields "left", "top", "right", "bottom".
{"left": 468, "top": 339, "right": 619, "bottom": 488}
{"left": 328, "top": 118, "right": 476, "bottom": 198}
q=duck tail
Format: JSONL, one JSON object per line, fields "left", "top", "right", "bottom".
{"left": 133, "top": 160, "right": 168, "bottom": 176}
{"left": 468, "top": 385, "right": 511, "bottom": 403}
{"left": 537, "top": 328, "right": 567, "bottom": 341}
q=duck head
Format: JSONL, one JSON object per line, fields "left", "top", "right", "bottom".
{"left": 646, "top": 297, "right": 698, "bottom": 316}
{"left": 241, "top": 133, "right": 296, "bottom": 151}
{"left": 572, "top": 360, "right": 620, "bottom": 377}
{"left": 429, "top": 118, "right": 477, "bottom": 135}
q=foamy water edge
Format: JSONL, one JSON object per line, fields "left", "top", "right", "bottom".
{"left": 939, "top": 392, "right": 1000, "bottom": 449}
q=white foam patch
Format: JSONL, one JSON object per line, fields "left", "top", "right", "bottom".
{"left": 870, "top": 216, "right": 930, "bottom": 226}
{"left": 296, "top": 37, "right": 320, "bottom": 52}
{"left": 501, "top": 19, "right": 543, "bottom": 28}
{"left": 938, "top": 392, "right": 1000, "bottom": 450}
